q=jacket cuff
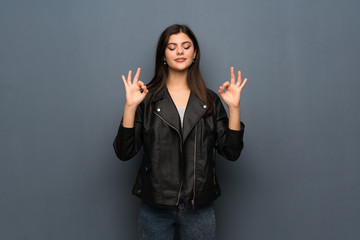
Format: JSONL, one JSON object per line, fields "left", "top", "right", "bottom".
{"left": 226, "top": 121, "right": 245, "bottom": 159}
{"left": 227, "top": 121, "right": 245, "bottom": 134}
{"left": 118, "top": 123, "right": 135, "bottom": 139}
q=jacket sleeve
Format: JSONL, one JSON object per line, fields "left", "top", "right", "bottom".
{"left": 214, "top": 94, "right": 245, "bottom": 161}
{"left": 113, "top": 102, "right": 144, "bottom": 161}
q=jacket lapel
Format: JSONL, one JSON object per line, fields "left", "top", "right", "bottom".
{"left": 182, "top": 92, "right": 209, "bottom": 142}
{"left": 153, "top": 87, "right": 182, "bottom": 134}
{"left": 152, "top": 87, "right": 209, "bottom": 142}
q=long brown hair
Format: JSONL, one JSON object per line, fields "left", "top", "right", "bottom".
{"left": 147, "top": 24, "right": 215, "bottom": 115}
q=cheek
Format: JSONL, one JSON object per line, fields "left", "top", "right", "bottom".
{"left": 187, "top": 49, "right": 195, "bottom": 58}
{"left": 164, "top": 50, "right": 173, "bottom": 59}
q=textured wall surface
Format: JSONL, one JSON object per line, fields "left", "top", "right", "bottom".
{"left": 1, "top": 0, "right": 359, "bottom": 239}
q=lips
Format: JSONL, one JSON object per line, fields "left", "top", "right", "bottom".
{"left": 175, "top": 58, "right": 186, "bottom": 62}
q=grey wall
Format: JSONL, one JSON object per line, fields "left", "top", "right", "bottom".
{"left": 1, "top": 0, "right": 359, "bottom": 239}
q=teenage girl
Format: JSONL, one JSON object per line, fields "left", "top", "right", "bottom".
{"left": 113, "top": 24, "right": 247, "bottom": 240}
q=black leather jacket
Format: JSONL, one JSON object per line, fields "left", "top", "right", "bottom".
{"left": 113, "top": 87, "right": 244, "bottom": 208}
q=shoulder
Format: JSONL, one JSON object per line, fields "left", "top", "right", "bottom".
{"left": 141, "top": 87, "right": 159, "bottom": 105}
{"left": 138, "top": 87, "right": 164, "bottom": 111}
{"left": 206, "top": 88, "right": 221, "bottom": 103}
{"left": 206, "top": 88, "right": 217, "bottom": 98}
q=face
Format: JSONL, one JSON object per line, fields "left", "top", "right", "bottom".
{"left": 164, "top": 32, "right": 197, "bottom": 72}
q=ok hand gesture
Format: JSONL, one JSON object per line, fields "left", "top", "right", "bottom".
{"left": 218, "top": 67, "right": 247, "bottom": 109}
{"left": 122, "top": 68, "right": 148, "bottom": 108}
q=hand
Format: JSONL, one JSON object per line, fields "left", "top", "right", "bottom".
{"left": 218, "top": 67, "right": 247, "bottom": 109}
{"left": 122, "top": 68, "right": 148, "bottom": 109}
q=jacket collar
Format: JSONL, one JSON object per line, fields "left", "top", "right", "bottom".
{"left": 152, "top": 87, "right": 209, "bottom": 142}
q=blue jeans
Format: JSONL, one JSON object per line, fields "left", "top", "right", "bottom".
{"left": 138, "top": 198, "right": 216, "bottom": 240}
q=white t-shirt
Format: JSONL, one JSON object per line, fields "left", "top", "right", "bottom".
{"left": 177, "top": 106, "right": 186, "bottom": 128}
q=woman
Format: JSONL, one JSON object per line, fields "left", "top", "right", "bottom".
{"left": 113, "top": 24, "right": 247, "bottom": 240}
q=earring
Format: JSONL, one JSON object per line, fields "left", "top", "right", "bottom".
{"left": 192, "top": 59, "right": 195, "bottom": 63}
{"left": 163, "top": 60, "right": 167, "bottom": 65}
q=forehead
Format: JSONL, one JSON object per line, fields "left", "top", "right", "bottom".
{"left": 168, "top": 32, "right": 193, "bottom": 44}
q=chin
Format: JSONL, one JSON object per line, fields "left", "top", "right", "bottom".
{"left": 171, "top": 67, "right": 190, "bottom": 72}
{"left": 169, "top": 63, "right": 192, "bottom": 72}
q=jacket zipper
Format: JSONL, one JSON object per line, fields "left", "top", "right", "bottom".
{"left": 213, "top": 148, "right": 216, "bottom": 185}
{"left": 191, "top": 126, "right": 197, "bottom": 209}
{"left": 154, "top": 111, "right": 183, "bottom": 206}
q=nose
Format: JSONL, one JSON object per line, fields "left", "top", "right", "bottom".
{"left": 176, "top": 47, "right": 184, "bottom": 55}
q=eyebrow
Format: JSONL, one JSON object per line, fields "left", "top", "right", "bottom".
{"left": 167, "top": 41, "right": 191, "bottom": 45}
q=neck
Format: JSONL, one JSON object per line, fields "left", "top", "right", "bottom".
{"left": 166, "top": 69, "right": 189, "bottom": 90}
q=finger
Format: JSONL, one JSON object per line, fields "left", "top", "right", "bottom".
{"left": 222, "top": 81, "right": 230, "bottom": 88}
{"left": 142, "top": 85, "right": 149, "bottom": 94}
{"left": 236, "top": 71, "right": 242, "bottom": 87}
{"left": 138, "top": 81, "right": 149, "bottom": 94}
{"left": 138, "top": 80, "right": 145, "bottom": 87}
{"left": 122, "top": 75, "right": 128, "bottom": 87}
{"left": 137, "top": 81, "right": 145, "bottom": 91}
{"left": 230, "top": 67, "right": 235, "bottom": 85}
{"left": 218, "top": 86, "right": 224, "bottom": 95}
{"left": 218, "top": 85, "right": 226, "bottom": 93}
{"left": 127, "top": 70, "right": 132, "bottom": 85}
{"left": 240, "top": 78, "right": 248, "bottom": 89}
{"left": 133, "top": 67, "right": 141, "bottom": 84}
